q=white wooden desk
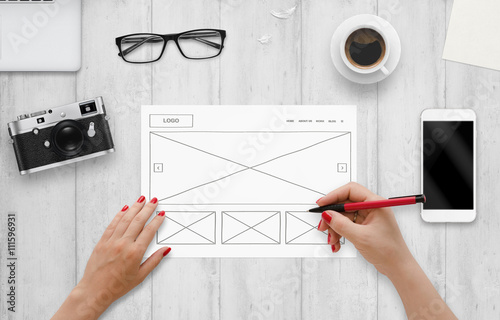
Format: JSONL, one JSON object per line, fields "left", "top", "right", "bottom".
{"left": 1, "top": 1, "right": 499, "bottom": 319}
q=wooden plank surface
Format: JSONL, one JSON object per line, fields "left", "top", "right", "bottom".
{"left": 1, "top": 1, "right": 499, "bottom": 319}
{"left": 444, "top": 63, "right": 500, "bottom": 320}
{"left": 444, "top": 1, "right": 500, "bottom": 315}
{"left": 220, "top": 0, "right": 301, "bottom": 105}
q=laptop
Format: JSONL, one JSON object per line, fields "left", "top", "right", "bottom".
{"left": 0, "top": 0, "right": 81, "bottom": 72}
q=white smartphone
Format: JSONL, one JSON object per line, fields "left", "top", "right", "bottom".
{"left": 420, "top": 109, "right": 476, "bottom": 223}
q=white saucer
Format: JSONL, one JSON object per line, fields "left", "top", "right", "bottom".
{"left": 331, "top": 14, "right": 401, "bottom": 84}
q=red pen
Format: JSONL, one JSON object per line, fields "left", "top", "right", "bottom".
{"left": 309, "top": 194, "right": 426, "bottom": 213}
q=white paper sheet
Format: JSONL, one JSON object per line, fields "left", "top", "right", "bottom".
{"left": 141, "top": 105, "right": 357, "bottom": 258}
{"left": 443, "top": 0, "right": 500, "bottom": 71}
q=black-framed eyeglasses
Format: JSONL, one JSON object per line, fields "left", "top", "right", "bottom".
{"left": 115, "top": 29, "right": 226, "bottom": 64}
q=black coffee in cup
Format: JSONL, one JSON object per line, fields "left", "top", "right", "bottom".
{"left": 345, "top": 28, "right": 386, "bottom": 69}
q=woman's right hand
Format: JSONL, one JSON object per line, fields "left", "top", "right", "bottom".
{"left": 317, "top": 182, "right": 415, "bottom": 276}
{"left": 318, "top": 183, "right": 458, "bottom": 320}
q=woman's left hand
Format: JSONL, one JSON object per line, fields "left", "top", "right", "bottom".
{"left": 52, "top": 196, "right": 171, "bottom": 320}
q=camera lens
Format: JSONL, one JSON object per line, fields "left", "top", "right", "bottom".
{"left": 57, "top": 127, "right": 82, "bottom": 150}
{"left": 51, "top": 120, "right": 85, "bottom": 157}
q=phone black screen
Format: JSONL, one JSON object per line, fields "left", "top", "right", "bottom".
{"left": 423, "top": 121, "right": 474, "bottom": 210}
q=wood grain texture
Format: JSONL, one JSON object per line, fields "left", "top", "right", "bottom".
{"left": 75, "top": 1, "right": 152, "bottom": 319}
{"left": 377, "top": 0, "right": 447, "bottom": 318}
{"left": 220, "top": 0, "right": 301, "bottom": 105}
{"left": 151, "top": 0, "right": 221, "bottom": 105}
{"left": 444, "top": 64, "right": 500, "bottom": 320}
{"left": 300, "top": 0, "right": 378, "bottom": 319}
{"left": 150, "top": 1, "right": 221, "bottom": 319}
{"left": 444, "top": 1, "right": 500, "bottom": 316}
{"left": 0, "top": 72, "right": 76, "bottom": 320}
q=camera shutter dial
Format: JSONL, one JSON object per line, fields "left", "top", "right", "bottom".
{"left": 87, "top": 122, "right": 96, "bottom": 138}
{"left": 51, "top": 120, "right": 85, "bottom": 157}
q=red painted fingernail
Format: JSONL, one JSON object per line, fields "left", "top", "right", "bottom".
{"left": 121, "top": 205, "right": 129, "bottom": 212}
{"left": 163, "top": 247, "right": 171, "bottom": 257}
{"left": 316, "top": 197, "right": 323, "bottom": 204}
{"left": 317, "top": 220, "right": 322, "bottom": 230}
{"left": 137, "top": 195, "right": 145, "bottom": 203}
{"left": 331, "top": 245, "right": 335, "bottom": 252}
{"left": 151, "top": 197, "right": 158, "bottom": 204}
{"left": 322, "top": 211, "right": 332, "bottom": 223}
{"left": 158, "top": 211, "right": 165, "bottom": 217}
{"left": 328, "top": 233, "right": 331, "bottom": 243}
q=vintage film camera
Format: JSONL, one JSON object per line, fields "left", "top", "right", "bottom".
{"left": 8, "top": 97, "right": 115, "bottom": 175}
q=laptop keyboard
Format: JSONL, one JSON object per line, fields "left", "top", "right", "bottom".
{"left": 0, "top": 0, "right": 55, "bottom": 3}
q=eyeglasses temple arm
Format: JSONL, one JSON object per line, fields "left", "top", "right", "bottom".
{"left": 189, "top": 37, "right": 222, "bottom": 49}
{"left": 179, "top": 31, "right": 222, "bottom": 49}
{"left": 119, "top": 36, "right": 162, "bottom": 57}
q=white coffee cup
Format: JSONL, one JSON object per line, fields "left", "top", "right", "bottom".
{"left": 340, "top": 23, "right": 390, "bottom": 76}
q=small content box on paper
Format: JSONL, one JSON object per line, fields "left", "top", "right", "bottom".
{"left": 154, "top": 163, "right": 163, "bottom": 173}
{"left": 150, "top": 114, "right": 193, "bottom": 128}
{"left": 337, "top": 163, "right": 347, "bottom": 173}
